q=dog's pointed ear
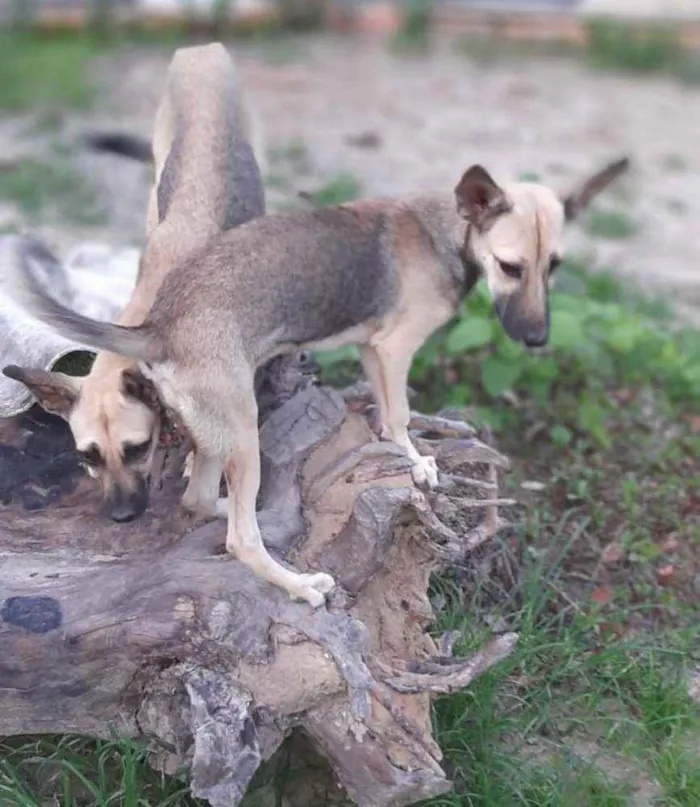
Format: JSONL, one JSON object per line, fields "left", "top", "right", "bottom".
{"left": 563, "top": 157, "right": 630, "bottom": 222}
{"left": 455, "top": 165, "right": 511, "bottom": 229}
{"left": 2, "top": 365, "right": 81, "bottom": 418}
{"left": 121, "top": 368, "right": 161, "bottom": 412}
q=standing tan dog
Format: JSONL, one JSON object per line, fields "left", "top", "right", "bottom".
{"left": 4, "top": 156, "right": 628, "bottom": 605}
{"left": 4, "top": 42, "right": 266, "bottom": 522}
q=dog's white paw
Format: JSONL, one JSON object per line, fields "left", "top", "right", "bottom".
{"left": 411, "top": 455, "right": 439, "bottom": 489}
{"left": 292, "top": 572, "right": 336, "bottom": 608}
{"left": 183, "top": 451, "right": 194, "bottom": 479}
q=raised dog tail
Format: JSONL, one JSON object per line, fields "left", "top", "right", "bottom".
{"left": 84, "top": 132, "right": 153, "bottom": 164}
{"left": 9, "top": 237, "right": 163, "bottom": 362}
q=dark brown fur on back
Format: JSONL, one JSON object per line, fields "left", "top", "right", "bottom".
{"left": 151, "top": 204, "right": 401, "bottom": 362}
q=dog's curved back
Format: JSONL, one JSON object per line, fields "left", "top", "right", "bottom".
{"left": 6, "top": 43, "right": 267, "bottom": 523}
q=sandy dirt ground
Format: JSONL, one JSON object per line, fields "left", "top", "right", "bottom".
{"left": 2, "top": 35, "right": 699, "bottom": 321}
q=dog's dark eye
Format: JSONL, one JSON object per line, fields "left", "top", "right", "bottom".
{"left": 549, "top": 256, "right": 562, "bottom": 273}
{"left": 123, "top": 439, "right": 151, "bottom": 463}
{"left": 498, "top": 260, "right": 524, "bottom": 280}
{"left": 80, "top": 445, "right": 103, "bottom": 467}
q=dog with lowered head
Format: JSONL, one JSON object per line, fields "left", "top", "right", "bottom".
{"left": 4, "top": 157, "right": 629, "bottom": 606}
{"left": 4, "top": 42, "right": 265, "bottom": 523}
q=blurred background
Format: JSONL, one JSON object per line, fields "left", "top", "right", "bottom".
{"left": 1, "top": 0, "right": 699, "bottom": 317}
{"left": 2, "top": 2, "right": 700, "bottom": 806}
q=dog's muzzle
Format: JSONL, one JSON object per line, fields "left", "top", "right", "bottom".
{"left": 108, "top": 475, "right": 149, "bottom": 523}
{"left": 494, "top": 293, "right": 550, "bottom": 348}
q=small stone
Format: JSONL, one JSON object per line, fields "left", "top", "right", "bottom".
{"left": 19, "top": 485, "right": 49, "bottom": 511}
{"left": 687, "top": 668, "right": 700, "bottom": 704}
{"left": 657, "top": 564, "right": 676, "bottom": 586}
{"left": 601, "top": 542, "right": 625, "bottom": 565}
{"left": 661, "top": 536, "right": 680, "bottom": 553}
{"left": 521, "top": 480, "right": 546, "bottom": 492}
{"left": 483, "top": 614, "right": 508, "bottom": 633}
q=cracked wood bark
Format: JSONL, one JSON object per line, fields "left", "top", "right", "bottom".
{"left": 0, "top": 355, "right": 517, "bottom": 807}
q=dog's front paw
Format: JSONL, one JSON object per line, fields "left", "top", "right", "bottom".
{"left": 411, "top": 454, "right": 439, "bottom": 489}
{"left": 181, "top": 491, "right": 219, "bottom": 519}
{"left": 292, "top": 572, "right": 336, "bottom": 608}
{"left": 183, "top": 451, "right": 194, "bottom": 479}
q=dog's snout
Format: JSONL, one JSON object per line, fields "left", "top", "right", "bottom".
{"left": 111, "top": 502, "right": 141, "bottom": 523}
{"left": 495, "top": 291, "right": 550, "bottom": 348}
{"left": 523, "top": 325, "right": 549, "bottom": 348}
{"left": 108, "top": 477, "right": 148, "bottom": 523}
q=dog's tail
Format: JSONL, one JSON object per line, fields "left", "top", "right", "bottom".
{"left": 84, "top": 132, "right": 153, "bottom": 164}
{"left": 10, "top": 238, "right": 163, "bottom": 361}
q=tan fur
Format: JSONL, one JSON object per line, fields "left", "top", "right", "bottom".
{"left": 7, "top": 149, "right": 628, "bottom": 605}
{"left": 6, "top": 42, "right": 266, "bottom": 522}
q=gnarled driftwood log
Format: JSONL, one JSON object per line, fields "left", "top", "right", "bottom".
{"left": 0, "top": 354, "right": 517, "bottom": 807}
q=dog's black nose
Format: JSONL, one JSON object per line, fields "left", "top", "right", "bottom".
{"left": 111, "top": 504, "right": 140, "bottom": 523}
{"left": 109, "top": 478, "right": 148, "bottom": 523}
{"left": 523, "top": 327, "right": 549, "bottom": 348}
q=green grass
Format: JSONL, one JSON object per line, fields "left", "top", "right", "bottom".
{"left": 454, "top": 20, "right": 700, "bottom": 85}
{"left": 0, "top": 33, "right": 97, "bottom": 112}
{"left": 455, "top": 35, "right": 578, "bottom": 66}
{"left": 586, "top": 209, "right": 637, "bottom": 240}
{"left": 312, "top": 255, "right": 700, "bottom": 804}
{"left": 584, "top": 19, "right": 700, "bottom": 84}
{"left": 0, "top": 735, "right": 201, "bottom": 806}
{"left": 3, "top": 260, "right": 700, "bottom": 805}
{"left": 265, "top": 139, "right": 362, "bottom": 211}
{"left": 390, "top": 0, "right": 434, "bottom": 54}
{"left": 0, "top": 156, "right": 106, "bottom": 226}
{"left": 306, "top": 172, "right": 361, "bottom": 207}
{"left": 421, "top": 506, "right": 700, "bottom": 806}
{"left": 585, "top": 19, "right": 682, "bottom": 74}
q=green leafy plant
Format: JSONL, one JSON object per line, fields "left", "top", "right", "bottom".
{"left": 317, "top": 257, "right": 700, "bottom": 448}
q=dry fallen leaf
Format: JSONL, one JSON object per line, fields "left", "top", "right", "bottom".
{"left": 683, "top": 414, "right": 700, "bottom": 434}
{"left": 591, "top": 586, "right": 615, "bottom": 605}
{"left": 662, "top": 536, "right": 680, "bottom": 553}
{"left": 601, "top": 542, "right": 625, "bottom": 565}
{"left": 657, "top": 564, "right": 676, "bottom": 586}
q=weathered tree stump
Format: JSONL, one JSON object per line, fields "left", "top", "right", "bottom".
{"left": 0, "top": 355, "right": 517, "bottom": 807}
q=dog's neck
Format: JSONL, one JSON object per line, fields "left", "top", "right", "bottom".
{"left": 407, "top": 193, "right": 481, "bottom": 301}
{"left": 459, "top": 225, "right": 482, "bottom": 297}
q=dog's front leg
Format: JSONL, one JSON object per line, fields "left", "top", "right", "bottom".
{"left": 361, "top": 342, "right": 439, "bottom": 489}
{"left": 222, "top": 406, "right": 335, "bottom": 608}
{"left": 181, "top": 450, "right": 224, "bottom": 517}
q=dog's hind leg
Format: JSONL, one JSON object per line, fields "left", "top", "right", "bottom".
{"left": 361, "top": 340, "right": 439, "bottom": 489}
{"left": 211, "top": 376, "right": 335, "bottom": 606}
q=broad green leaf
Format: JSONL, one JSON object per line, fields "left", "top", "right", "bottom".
{"left": 445, "top": 383, "right": 473, "bottom": 406}
{"left": 550, "top": 293, "right": 582, "bottom": 312}
{"left": 604, "top": 319, "right": 643, "bottom": 354}
{"left": 314, "top": 345, "right": 359, "bottom": 368}
{"left": 474, "top": 278, "right": 491, "bottom": 303}
{"left": 528, "top": 378, "right": 553, "bottom": 406}
{"left": 445, "top": 317, "right": 493, "bottom": 355}
{"left": 524, "top": 356, "right": 560, "bottom": 381}
{"left": 481, "top": 356, "right": 522, "bottom": 398}
{"left": 550, "top": 309, "right": 586, "bottom": 349}
{"left": 496, "top": 337, "right": 525, "bottom": 360}
{"left": 550, "top": 425, "right": 572, "bottom": 447}
{"left": 578, "top": 399, "right": 611, "bottom": 448}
